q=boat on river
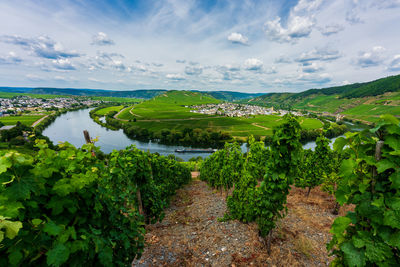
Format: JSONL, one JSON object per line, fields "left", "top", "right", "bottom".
{"left": 175, "top": 148, "right": 217, "bottom": 153}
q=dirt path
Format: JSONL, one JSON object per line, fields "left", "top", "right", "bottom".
{"left": 114, "top": 107, "right": 129, "bottom": 121}
{"left": 251, "top": 122, "right": 270, "bottom": 131}
{"left": 31, "top": 115, "right": 48, "bottom": 127}
{"left": 129, "top": 107, "right": 143, "bottom": 118}
{"left": 133, "top": 174, "right": 343, "bottom": 266}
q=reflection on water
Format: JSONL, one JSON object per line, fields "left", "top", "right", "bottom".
{"left": 43, "top": 108, "right": 367, "bottom": 159}
{"left": 43, "top": 108, "right": 217, "bottom": 161}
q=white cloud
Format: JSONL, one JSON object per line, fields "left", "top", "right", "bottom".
{"left": 298, "top": 73, "right": 332, "bottom": 84}
{"left": 302, "top": 62, "right": 323, "bottom": 73}
{"left": 88, "top": 77, "right": 103, "bottom": 83}
{"left": 26, "top": 73, "right": 42, "bottom": 81}
{"left": 296, "top": 48, "right": 341, "bottom": 63}
{"left": 185, "top": 65, "right": 202, "bottom": 75}
{"left": 244, "top": 58, "right": 263, "bottom": 71}
{"left": 227, "top": 32, "right": 248, "bottom": 45}
{"left": 91, "top": 32, "right": 115, "bottom": 46}
{"left": 371, "top": 0, "right": 400, "bottom": 9}
{"left": 264, "top": 0, "right": 323, "bottom": 43}
{"left": 265, "top": 66, "right": 277, "bottom": 74}
{"left": 319, "top": 24, "right": 344, "bottom": 36}
{"left": 166, "top": 73, "right": 185, "bottom": 80}
{"left": 111, "top": 60, "right": 126, "bottom": 71}
{"left": 274, "top": 56, "right": 291, "bottom": 64}
{"left": 52, "top": 58, "right": 76, "bottom": 70}
{"left": 1, "top": 35, "right": 81, "bottom": 59}
{"left": 0, "top": 51, "right": 22, "bottom": 64}
{"left": 355, "top": 46, "right": 386, "bottom": 68}
{"left": 388, "top": 55, "right": 400, "bottom": 71}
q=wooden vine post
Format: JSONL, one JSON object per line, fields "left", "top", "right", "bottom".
{"left": 83, "top": 130, "right": 96, "bottom": 157}
{"left": 372, "top": 140, "right": 384, "bottom": 193}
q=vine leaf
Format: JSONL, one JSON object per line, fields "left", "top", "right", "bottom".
{"left": 341, "top": 241, "right": 366, "bottom": 267}
{"left": 46, "top": 243, "right": 70, "bottom": 267}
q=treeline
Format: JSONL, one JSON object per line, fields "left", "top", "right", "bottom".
{"left": 0, "top": 121, "right": 54, "bottom": 150}
{"left": 89, "top": 106, "right": 120, "bottom": 130}
{"left": 0, "top": 141, "right": 191, "bottom": 266}
{"left": 106, "top": 117, "right": 233, "bottom": 148}
{"left": 200, "top": 114, "right": 400, "bottom": 266}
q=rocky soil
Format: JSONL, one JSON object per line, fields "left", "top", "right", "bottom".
{"left": 132, "top": 172, "right": 348, "bottom": 266}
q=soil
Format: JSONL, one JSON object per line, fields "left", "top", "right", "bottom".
{"left": 132, "top": 172, "right": 349, "bottom": 266}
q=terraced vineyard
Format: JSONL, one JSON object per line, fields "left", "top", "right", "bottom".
{"left": 114, "top": 91, "right": 323, "bottom": 139}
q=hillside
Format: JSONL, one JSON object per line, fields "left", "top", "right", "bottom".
{"left": 31, "top": 88, "right": 166, "bottom": 99}
{"left": 247, "top": 74, "right": 400, "bottom": 123}
{"left": 118, "top": 90, "right": 221, "bottom": 121}
{"left": 0, "top": 86, "right": 264, "bottom": 101}
{"left": 194, "top": 90, "right": 264, "bottom": 101}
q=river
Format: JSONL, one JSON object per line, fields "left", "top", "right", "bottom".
{"left": 42, "top": 108, "right": 230, "bottom": 161}
{"left": 42, "top": 108, "right": 363, "bottom": 161}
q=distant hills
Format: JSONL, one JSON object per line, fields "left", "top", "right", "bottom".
{"left": 194, "top": 90, "right": 264, "bottom": 101}
{"left": 245, "top": 74, "right": 400, "bottom": 124}
{"left": 0, "top": 87, "right": 263, "bottom": 101}
{"left": 248, "top": 74, "right": 400, "bottom": 108}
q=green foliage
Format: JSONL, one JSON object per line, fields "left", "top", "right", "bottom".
{"left": 296, "top": 135, "right": 333, "bottom": 194}
{"left": 226, "top": 114, "right": 302, "bottom": 237}
{"left": 0, "top": 140, "right": 191, "bottom": 266}
{"left": 256, "top": 114, "right": 302, "bottom": 236}
{"left": 328, "top": 115, "right": 400, "bottom": 266}
{"left": 199, "top": 142, "right": 244, "bottom": 190}
{"left": 245, "top": 135, "right": 270, "bottom": 180}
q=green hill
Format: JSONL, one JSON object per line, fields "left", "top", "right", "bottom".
{"left": 246, "top": 74, "right": 400, "bottom": 124}
{"left": 119, "top": 90, "right": 221, "bottom": 120}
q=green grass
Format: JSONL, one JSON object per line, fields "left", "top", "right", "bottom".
{"left": 293, "top": 95, "right": 353, "bottom": 113}
{"left": 118, "top": 106, "right": 135, "bottom": 120}
{"left": 130, "top": 115, "right": 321, "bottom": 137}
{"left": 95, "top": 106, "right": 124, "bottom": 116}
{"left": 120, "top": 91, "right": 221, "bottom": 120}
{"left": 0, "top": 115, "right": 44, "bottom": 126}
{"left": 343, "top": 104, "right": 400, "bottom": 116}
{"left": 114, "top": 91, "right": 323, "bottom": 137}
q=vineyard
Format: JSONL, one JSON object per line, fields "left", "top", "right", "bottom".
{"left": 200, "top": 114, "right": 400, "bottom": 266}
{"left": 1, "top": 114, "right": 399, "bottom": 266}
{"left": 0, "top": 141, "right": 191, "bottom": 266}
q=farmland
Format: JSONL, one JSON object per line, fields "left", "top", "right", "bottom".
{"left": 0, "top": 115, "right": 45, "bottom": 126}
{"left": 111, "top": 91, "right": 323, "bottom": 138}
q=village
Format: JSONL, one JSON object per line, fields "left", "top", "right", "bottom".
{"left": 0, "top": 96, "right": 102, "bottom": 116}
{"left": 188, "top": 102, "right": 303, "bottom": 117}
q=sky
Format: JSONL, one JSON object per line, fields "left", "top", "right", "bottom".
{"left": 0, "top": 0, "right": 400, "bottom": 93}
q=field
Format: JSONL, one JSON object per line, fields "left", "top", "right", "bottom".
{"left": 292, "top": 94, "right": 354, "bottom": 113}
{"left": 94, "top": 105, "right": 124, "bottom": 115}
{"left": 0, "top": 115, "right": 44, "bottom": 126}
{"left": 249, "top": 91, "right": 400, "bottom": 124}
{"left": 122, "top": 91, "right": 220, "bottom": 120}
{"left": 114, "top": 91, "right": 323, "bottom": 138}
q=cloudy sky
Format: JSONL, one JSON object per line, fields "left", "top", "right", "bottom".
{"left": 0, "top": 0, "right": 400, "bottom": 93}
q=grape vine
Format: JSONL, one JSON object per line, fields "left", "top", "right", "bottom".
{"left": 0, "top": 140, "right": 191, "bottom": 266}
{"left": 328, "top": 115, "right": 400, "bottom": 266}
